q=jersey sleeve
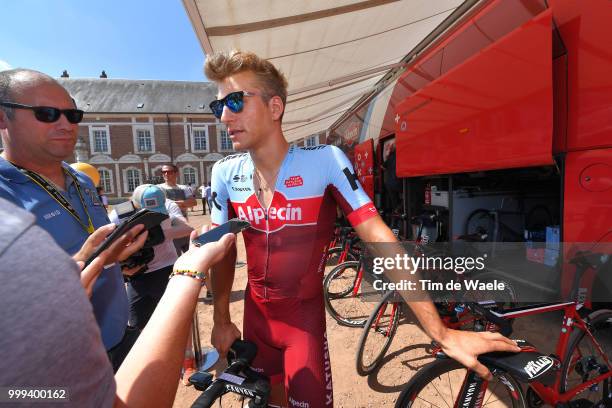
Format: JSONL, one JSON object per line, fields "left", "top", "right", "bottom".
{"left": 327, "top": 145, "right": 377, "bottom": 227}
{"left": 210, "top": 161, "right": 230, "bottom": 227}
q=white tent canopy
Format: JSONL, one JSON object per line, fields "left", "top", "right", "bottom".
{"left": 183, "top": 0, "right": 476, "bottom": 142}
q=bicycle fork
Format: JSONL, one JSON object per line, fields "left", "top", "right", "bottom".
{"left": 453, "top": 370, "right": 521, "bottom": 408}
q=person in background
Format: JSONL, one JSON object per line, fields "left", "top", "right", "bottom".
{"left": 109, "top": 183, "right": 200, "bottom": 384}
{"left": 109, "top": 184, "right": 193, "bottom": 330}
{"left": 198, "top": 182, "right": 207, "bottom": 215}
{"left": 157, "top": 163, "right": 196, "bottom": 254}
{"left": 0, "top": 196, "right": 234, "bottom": 407}
{"left": 205, "top": 182, "right": 212, "bottom": 214}
{"left": 0, "top": 68, "right": 144, "bottom": 370}
{"left": 97, "top": 186, "right": 109, "bottom": 210}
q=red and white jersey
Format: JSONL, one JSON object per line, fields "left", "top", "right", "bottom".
{"left": 211, "top": 145, "right": 376, "bottom": 300}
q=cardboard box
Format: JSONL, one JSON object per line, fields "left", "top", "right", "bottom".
{"left": 431, "top": 191, "right": 449, "bottom": 207}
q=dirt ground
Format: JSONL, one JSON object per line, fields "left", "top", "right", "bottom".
{"left": 172, "top": 205, "right": 558, "bottom": 408}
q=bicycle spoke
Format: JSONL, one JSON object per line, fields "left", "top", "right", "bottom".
{"left": 482, "top": 380, "right": 500, "bottom": 405}
{"left": 448, "top": 372, "right": 454, "bottom": 404}
{"left": 414, "top": 396, "right": 444, "bottom": 408}
{"left": 431, "top": 379, "right": 451, "bottom": 408}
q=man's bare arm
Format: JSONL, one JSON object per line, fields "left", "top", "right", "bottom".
{"left": 210, "top": 241, "right": 241, "bottom": 356}
{"left": 114, "top": 233, "right": 235, "bottom": 407}
{"left": 175, "top": 197, "right": 197, "bottom": 210}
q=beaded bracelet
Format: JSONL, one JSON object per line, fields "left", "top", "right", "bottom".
{"left": 170, "top": 269, "right": 206, "bottom": 285}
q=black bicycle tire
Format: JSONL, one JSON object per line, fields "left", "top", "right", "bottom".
{"left": 355, "top": 290, "right": 401, "bottom": 376}
{"left": 464, "top": 208, "right": 493, "bottom": 239}
{"left": 394, "top": 358, "right": 527, "bottom": 408}
{"left": 324, "top": 260, "right": 360, "bottom": 299}
{"left": 326, "top": 246, "right": 358, "bottom": 268}
{"left": 323, "top": 261, "right": 369, "bottom": 327}
{"left": 559, "top": 308, "right": 612, "bottom": 405}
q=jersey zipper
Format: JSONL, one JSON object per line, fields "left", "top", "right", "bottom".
{"left": 251, "top": 146, "right": 292, "bottom": 300}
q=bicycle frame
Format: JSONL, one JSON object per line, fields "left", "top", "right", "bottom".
{"left": 480, "top": 301, "right": 611, "bottom": 405}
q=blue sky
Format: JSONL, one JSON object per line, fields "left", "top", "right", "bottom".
{"left": 0, "top": 0, "right": 207, "bottom": 81}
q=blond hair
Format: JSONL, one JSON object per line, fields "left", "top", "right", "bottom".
{"left": 204, "top": 50, "right": 288, "bottom": 106}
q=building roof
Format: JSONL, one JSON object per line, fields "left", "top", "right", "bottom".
{"left": 58, "top": 78, "right": 217, "bottom": 115}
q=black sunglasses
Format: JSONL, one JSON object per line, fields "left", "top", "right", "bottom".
{"left": 209, "top": 91, "right": 258, "bottom": 119}
{"left": 0, "top": 101, "right": 84, "bottom": 124}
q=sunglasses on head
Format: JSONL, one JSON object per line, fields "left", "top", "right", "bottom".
{"left": 0, "top": 101, "right": 84, "bottom": 124}
{"left": 209, "top": 91, "right": 258, "bottom": 119}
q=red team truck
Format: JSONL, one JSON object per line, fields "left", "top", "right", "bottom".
{"left": 327, "top": 0, "right": 611, "bottom": 306}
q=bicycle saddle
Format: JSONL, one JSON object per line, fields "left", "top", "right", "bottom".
{"left": 478, "top": 340, "right": 560, "bottom": 385}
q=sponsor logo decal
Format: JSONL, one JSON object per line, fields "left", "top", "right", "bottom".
{"left": 323, "top": 332, "right": 333, "bottom": 405}
{"left": 284, "top": 175, "right": 303, "bottom": 188}
{"left": 225, "top": 384, "right": 254, "bottom": 397}
{"left": 289, "top": 397, "right": 310, "bottom": 407}
{"left": 211, "top": 191, "right": 221, "bottom": 210}
{"left": 232, "top": 191, "right": 321, "bottom": 232}
{"left": 300, "top": 145, "right": 327, "bottom": 151}
{"left": 232, "top": 174, "right": 248, "bottom": 183}
{"left": 231, "top": 186, "right": 252, "bottom": 192}
{"left": 43, "top": 209, "right": 61, "bottom": 220}
{"left": 342, "top": 167, "right": 358, "bottom": 191}
{"left": 524, "top": 356, "right": 554, "bottom": 379}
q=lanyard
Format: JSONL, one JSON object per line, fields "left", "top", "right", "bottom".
{"left": 13, "top": 164, "right": 95, "bottom": 234}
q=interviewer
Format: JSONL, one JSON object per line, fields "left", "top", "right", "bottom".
{"left": 0, "top": 198, "right": 234, "bottom": 407}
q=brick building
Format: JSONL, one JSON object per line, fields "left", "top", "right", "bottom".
{"left": 58, "top": 77, "right": 233, "bottom": 198}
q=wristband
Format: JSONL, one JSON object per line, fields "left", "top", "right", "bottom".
{"left": 170, "top": 269, "right": 206, "bottom": 285}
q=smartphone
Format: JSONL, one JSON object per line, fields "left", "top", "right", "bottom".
{"left": 84, "top": 209, "right": 168, "bottom": 267}
{"left": 192, "top": 218, "right": 251, "bottom": 247}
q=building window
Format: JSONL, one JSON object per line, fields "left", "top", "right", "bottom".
{"left": 133, "top": 125, "right": 155, "bottom": 153}
{"left": 219, "top": 129, "right": 233, "bottom": 151}
{"left": 191, "top": 127, "right": 209, "bottom": 152}
{"left": 306, "top": 135, "right": 318, "bottom": 147}
{"left": 89, "top": 125, "right": 111, "bottom": 155}
{"left": 125, "top": 168, "right": 142, "bottom": 193}
{"left": 182, "top": 167, "right": 197, "bottom": 186}
{"left": 98, "top": 168, "right": 113, "bottom": 194}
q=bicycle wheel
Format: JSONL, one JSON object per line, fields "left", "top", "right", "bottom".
{"left": 356, "top": 290, "right": 401, "bottom": 376}
{"left": 559, "top": 309, "right": 612, "bottom": 406}
{"left": 465, "top": 209, "right": 494, "bottom": 241}
{"left": 326, "top": 246, "right": 357, "bottom": 268}
{"left": 323, "top": 261, "right": 373, "bottom": 327}
{"left": 395, "top": 359, "right": 526, "bottom": 408}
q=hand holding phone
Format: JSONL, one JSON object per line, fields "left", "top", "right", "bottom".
{"left": 84, "top": 209, "right": 168, "bottom": 267}
{"left": 192, "top": 218, "right": 251, "bottom": 247}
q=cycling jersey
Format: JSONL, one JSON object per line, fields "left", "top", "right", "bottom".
{"left": 211, "top": 144, "right": 376, "bottom": 407}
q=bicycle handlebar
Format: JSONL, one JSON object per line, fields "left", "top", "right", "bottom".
{"left": 190, "top": 340, "right": 270, "bottom": 408}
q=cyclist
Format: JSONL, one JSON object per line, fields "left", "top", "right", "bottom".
{"left": 206, "top": 50, "right": 520, "bottom": 407}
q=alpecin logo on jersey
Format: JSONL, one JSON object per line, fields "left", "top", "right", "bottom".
{"left": 232, "top": 191, "right": 321, "bottom": 232}
{"left": 284, "top": 175, "right": 303, "bottom": 188}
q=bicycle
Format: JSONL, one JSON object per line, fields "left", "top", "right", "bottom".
{"left": 355, "top": 286, "right": 515, "bottom": 377}
{"left": 395, "top": 251, "right": 612, "bottom": 408}
{"left": 190, "top": 340, "right": 270, "bottom": 408}
{"left": 323, "top": 251, "right": 377, "bottom": 327}
{"left": 326, "top": 226, "right": 360, "bottom": 268}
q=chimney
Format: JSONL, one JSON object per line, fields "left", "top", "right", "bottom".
{"left": 100, "top": 70, "right": 107, "bottom": 78}
{"left": 61, "top": 70, "right": 69, "bottom": 78}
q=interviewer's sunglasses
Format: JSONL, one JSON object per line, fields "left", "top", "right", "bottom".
{"left": 209, "top": 91, "right": 258, "bottom": 119}
{"left": 0, "top": 101, "right": 84, "bottom": 124}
